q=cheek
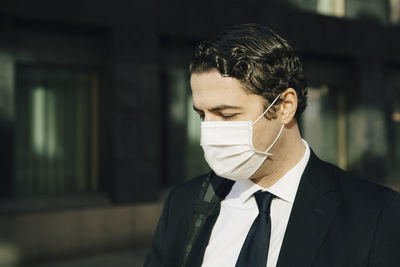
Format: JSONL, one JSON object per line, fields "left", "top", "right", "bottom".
{"left": 251, "top": 119, "right": 279, "bottom": 151}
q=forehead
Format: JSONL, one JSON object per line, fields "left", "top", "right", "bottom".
{"left": 190, "top": 70, "right": 264, "bottom": 109}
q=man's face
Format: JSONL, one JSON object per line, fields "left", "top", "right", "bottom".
{"left": 190, "top": 69, "right": 282, "bottom": 152}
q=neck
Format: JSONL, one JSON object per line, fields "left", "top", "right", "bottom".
{"left": 250, "top": 121, "right": 305, "bottom": 188}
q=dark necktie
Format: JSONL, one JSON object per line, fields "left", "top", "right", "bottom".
{"left": 235, "top": 190, "right": 275, "bottom": 267}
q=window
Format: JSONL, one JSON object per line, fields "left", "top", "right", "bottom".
{"left": 391, "top": 87, "right": 400, "bottom": 187}
{"left": 390, "top": 0, "right": 400, "bottom": 23}
{"left": 289, "top": 0, "right": 400, "bottom": 23}
{"left": 289, "top": 0, "right": 345, "bottom": 17}
{"left": 317, "top": 0, "right": 345, "bottom": 17}
{"left": 13, "top": 64, "right": 99, "bottom": 196}
{"left": 160, "top": 36, "right": 210, "bottom": 187}
{"left": 300, "top": 85, "right": 347, "bottom": 169}
{"left": 163, "top": 66, "right": 210, "bottom": 186}
{"left": 386, "top": 67, "right": 400, "bottom": 190}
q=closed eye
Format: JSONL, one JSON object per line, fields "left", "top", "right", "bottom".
{"left": 220, "top": 113, "right": 239, "bottom": 120}
{"left": 192, "top": 105, "right": 241, "bottom": 121}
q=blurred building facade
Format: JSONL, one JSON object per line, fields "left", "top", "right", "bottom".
{"left": 0, "top": 0, "right": 400, "bottom": 265}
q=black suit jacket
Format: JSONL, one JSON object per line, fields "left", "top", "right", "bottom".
{"left": 144, "top": 151, "right": 400, "bottom": 267}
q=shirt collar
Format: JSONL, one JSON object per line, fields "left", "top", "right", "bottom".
{"left": 232, "top": 139, "right": 310, "bottom": 204}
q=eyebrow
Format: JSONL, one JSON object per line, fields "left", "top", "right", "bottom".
{"left": 192, "top": 105, "right": 241, "bottom": 112}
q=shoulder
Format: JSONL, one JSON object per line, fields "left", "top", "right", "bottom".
{"left": 165, "top": 172, "right": 235, "bottom": 217}
{"left": 164, "top": 173, "right": 210, "bottom": 213}
{"left": 308, "top": 158, "right": 400, "bottom": 265}
{"left": 169, "top": 173, "right": 209, "bottom": 199}
{"left": 312, "top": 154, "right": 399, "bottom": 213}
{"left": 324, "top": 158, "right": 397, "bottom": 199}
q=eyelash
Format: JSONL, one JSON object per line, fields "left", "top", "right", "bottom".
{"left": 196, "top": 112, "right": 239, "bottom": 120}
{"left": 220, "top": 113, "right": 238, "bottom": 120}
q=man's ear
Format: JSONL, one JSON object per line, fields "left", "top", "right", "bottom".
{"left": 280, "top": 88, "right": 298, "bottom": 124}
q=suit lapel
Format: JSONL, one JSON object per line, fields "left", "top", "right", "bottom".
{"left": 277, "top": 151, "right": 339, "bottom": 267}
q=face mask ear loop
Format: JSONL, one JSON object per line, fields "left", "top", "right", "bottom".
{"left": 253, "top": 94, "right": 281, "bottom": 125}
{"left": 264, "top": 124, "right": 285, "bottom": 155}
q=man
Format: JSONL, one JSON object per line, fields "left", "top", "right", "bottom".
{"left": 144, "top": 23, "right": 400, "bottom": 267}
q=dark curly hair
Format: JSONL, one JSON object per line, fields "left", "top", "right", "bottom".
{"left": 189, "top": 23, "right": 308, "bottom": 121}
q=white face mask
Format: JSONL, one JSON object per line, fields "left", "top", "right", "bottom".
{"left": 200, "top": 95, "right": 284, "bottom": 181}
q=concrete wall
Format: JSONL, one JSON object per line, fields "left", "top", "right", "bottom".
{"left": 0, "top": 202, "right": 163, "bottom": 265}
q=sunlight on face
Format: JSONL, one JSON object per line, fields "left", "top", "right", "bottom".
{"left": 190, "top": 69, "right": 282, "bottom": 152}
{"left": 190, "top": 69, "right": 265, "bottom": 122}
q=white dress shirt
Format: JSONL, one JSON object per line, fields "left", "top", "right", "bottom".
{"left": 201, "top": 140, "right": 310, "bottom": 267}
